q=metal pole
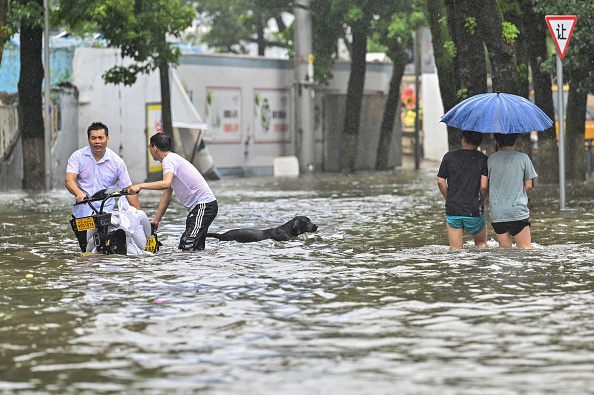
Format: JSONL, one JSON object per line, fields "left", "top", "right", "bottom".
{"left": 556, "top": 53, "right": 565, "bottom": 210}
{"left": 293, "top": 0, "right": 315, "bottom": 174}
{"left": 413, "top": 29, "right": 421, "bottom": 170}
{"left": 43, "top": 0, "right": 51, "bottom": 190}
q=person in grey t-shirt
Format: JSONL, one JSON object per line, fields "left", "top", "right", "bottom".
{"left": 487, "top": 133, "right": 537, "bottom": 249}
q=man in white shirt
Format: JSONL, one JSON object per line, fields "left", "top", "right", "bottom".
{"left": 65, "top": 121, "right": 141, "bottom": 252}
{"left": 128, "top": 133, "right": 218, "bottom": 252}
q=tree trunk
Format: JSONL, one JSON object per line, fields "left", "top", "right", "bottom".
{"left": 475, "top": 0, "right": 518, "bottom": 94}
{"left": 159, "top": 60, "right": 173, "bottom": 149}
{"left": 426, "top": 0, "right": 459, "bottom": 151}
{"left": 519, "top": 0, "right": 558, "bottom": 183}
{"left": 565, "top": 85, "right": 587, "bottom": 181}
{"left": 444, "top": 0, "right": 488, "bottom": 151}
{"left": 376, "top": 41, "right": 406, "bottom": 170}
{"left": 19, "top": 0, "right": 45, "bottom": 191}
{"left": 340, "top": 19, "right": 368, "bottom": 173}
{"left": 473, "top": 0, "right": 518, "bottom": 154}
{"left": 507, "top": 11, "right": 532, "bottom": 159}
{"left": 446, "top": 0, "right": 488, "bottom": 97}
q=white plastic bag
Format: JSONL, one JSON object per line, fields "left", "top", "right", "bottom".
{"left": 112, "top": 197, "right": 152, "bottom": 255}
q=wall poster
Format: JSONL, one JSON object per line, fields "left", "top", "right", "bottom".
{"left": 205, "top": 87, "right": 242, "bottom": 143}
{"left": 253, "top": 88, "right": 291, "bottom": 143}
{"left": 146, "top": 103, "right": 163, "bottom": 173}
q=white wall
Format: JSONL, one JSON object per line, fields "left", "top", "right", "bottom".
{"left": 72, "top": 48, "right": 160, "bottom": 183}
{"left": 71, "top": 48, "right": 396, "bottom": 182}
{"left": 422, "top": 72, "right": 448, "bottom": 162}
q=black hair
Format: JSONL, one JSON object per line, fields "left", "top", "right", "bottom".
{"left": 462, "top": 130, "right": 483, "bottom": 146}
{"left": 87, "top": 121, "right": 109, "bottom": 137}
{"left": 494, "top": 133, "right": 519, "bottom": 147}
{"left": 149, "top": 133, "right": 172, "bottom": 151}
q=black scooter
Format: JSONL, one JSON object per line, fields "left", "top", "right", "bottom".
{"left": 70, "top": 189, "right": 160, "bottom": 255}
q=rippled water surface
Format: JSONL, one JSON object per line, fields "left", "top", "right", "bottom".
{"left": 2, "top": 164, "right": 594, "bottom": 394}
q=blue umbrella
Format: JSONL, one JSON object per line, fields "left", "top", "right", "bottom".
{"left": 440, "top": 92, "right": 553, "bottom": 134}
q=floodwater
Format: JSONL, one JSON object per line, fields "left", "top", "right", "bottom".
{"left": 2, "top": 162, "right": 594, "bottom": 395}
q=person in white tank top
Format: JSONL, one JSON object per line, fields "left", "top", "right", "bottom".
{"left": 128, "top": 133, "right": 218, "bottom": 251}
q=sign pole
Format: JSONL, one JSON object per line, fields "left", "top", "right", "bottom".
{"left": 556, "top": 53, "right": 566, "bottom": 210}
{"left": 545, "top": 15, "right": 577, "bottom": 211}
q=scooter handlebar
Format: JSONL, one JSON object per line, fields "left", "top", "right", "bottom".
{"left": 74, "top": 189, "right": 130, "bottom": 206}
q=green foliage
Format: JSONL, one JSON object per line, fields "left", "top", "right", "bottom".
{"left": 457, "top": 88, "right": 469, "bottom": 101}
{"left": 58, "top": 0, "right": 194, "bottom": 86}
{"left": 10, "top": 0, "right": 44, "bottom": 28}
{"left": 497, "top": 0, "right": 521, "bottom": 16}
{"left": 444, "top": 40, "right": 456, "bottom": 58}
{"left": 464, "top": 17, "right": 477, "bottom": 36}
{"left": 408, "top": 10, "right": 426, "bottom": 30}
{"left": 517, "top": 62, "right": 528, "bottom": 84}
{"left": 194, "top": 0, "right": 291, "bottom": 54}
{"left": 438, "top": 15, "right": 447, "bottom": 29}
{"left": 501, "top": 21, "right": 519, "bottom": 44}
{"left": 308, "top": 0, "right": 347, "bottom": 84}
{"left": 368, "top": 1, "right": 418, "bottom": 56}
{"left": 367, "top": 39, "right": 388, "bottom": 54}
{"left": 345, "top": 6, "right": 364, "bottom": 23}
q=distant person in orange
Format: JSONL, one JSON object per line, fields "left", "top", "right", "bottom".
{"left": 437, "top": 130, "right": 489, "bottom": 250}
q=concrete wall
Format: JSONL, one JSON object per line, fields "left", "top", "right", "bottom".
{"left": 0, "top": 138, "right": 22, "bottom": 191}
{"left": 72, "top": 48, "right": 159, "bottom": 184}
{"left": 1, "top": 28, "right": 454, "bottom": 189}
{"left": 422, "top": 72, "right": 448, "bottom": 162}
{"left": 1, "top": 47, "right": 413, "bottom": 189}
{"left": 70, "top": 49, "right": 397, "bottom": 181}
{"left": 0, "top": 103, "right": 22, "bottom": 190}
{"left": 0, "top": 87, "right": 78, "bottom": 191}
{"left": 323, "top": 94, "right": 402, "bottom": 172}
{"left": 170, "top": 55, "right": 397, "bottom": 177}
{"left": 51, "top": 87, "right": 79, "bottom": 190}
{"left": 0, "top": 102, "right": 18, "bottom": 159}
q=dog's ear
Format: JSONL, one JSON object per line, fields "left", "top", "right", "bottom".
{"left": 292, "top": 218, "right": 304, "bottom": 234}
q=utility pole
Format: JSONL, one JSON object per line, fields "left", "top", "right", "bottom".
{"left": 413, "top": 28, "right": 422, "bottom": 171}
{"left": 43, "top": 0, "right": 51, "bottom": 190}
{"left": 293, "top": 0, "right": 315, "bottom": 173}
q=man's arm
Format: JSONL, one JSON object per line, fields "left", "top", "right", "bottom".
{"left": 151, "top": 188, "right": 173, "bottom": 231}
{"left": 480, "top": 175, "right": 489, "bottom": 203}
{"left": 524, "top": 179, "right": 533, "bottom": 192}
{"left": 128, "top": 172, "right": 173, "bottom": 194}
{"left": 437, "top": 177, "right": 448, "bottom": 199}
{"left": 65, "top": 172, "right": 86, "bottom": 203}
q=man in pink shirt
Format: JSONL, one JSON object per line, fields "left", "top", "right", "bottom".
{"left": 129, "top": 133, "right": 218, "bottom": 251}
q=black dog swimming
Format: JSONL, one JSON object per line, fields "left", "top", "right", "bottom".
{"left": 207, "top": 216, "right": 318, "bottom": 243}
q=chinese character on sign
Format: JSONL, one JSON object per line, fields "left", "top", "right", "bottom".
{"left": 545, "top": 15, "right": 577, "bottom": 60}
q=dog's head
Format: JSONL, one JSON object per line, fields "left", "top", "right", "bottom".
{"left": 291, "top": 216, "right": 318, "bottom": 236}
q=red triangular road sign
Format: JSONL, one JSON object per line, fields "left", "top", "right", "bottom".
{"left": 545, "top": 15, "right": 577, "bottom": 60}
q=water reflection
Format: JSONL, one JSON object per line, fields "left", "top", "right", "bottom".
{"left": 1, "top": 166, "right": 594, "bottom": 394}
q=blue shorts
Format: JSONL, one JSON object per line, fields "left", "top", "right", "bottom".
{"left": 446, "top": 213, "right": 486, "bottom": 235}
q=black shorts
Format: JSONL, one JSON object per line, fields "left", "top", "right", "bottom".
{"left": 179, "top": 200, "right": 218, "bottom": 251}
{"left": 491, "top": 218, "right": 531, "bottom": 236}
